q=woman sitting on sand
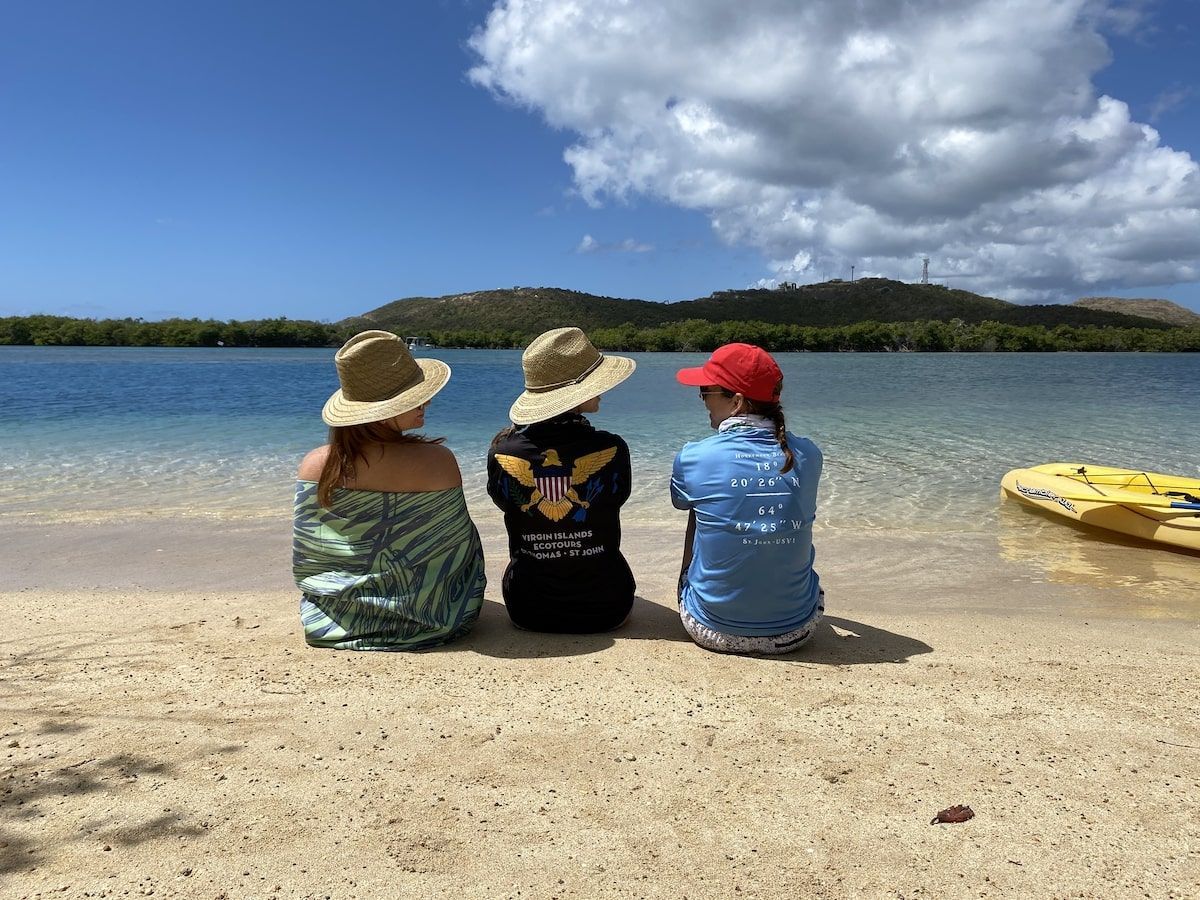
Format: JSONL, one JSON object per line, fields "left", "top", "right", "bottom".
{"left": 293, "top": 330, "right": 485, "bottom": 650}
{"left": 671, "top": 343, "right": 824, "bottom": 655}
{"left": 487, "top": 327, "right": 636, "bottom": 632}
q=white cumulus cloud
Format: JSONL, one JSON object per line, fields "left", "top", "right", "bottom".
{"left": 469, "top": 0, "right": 1200, "bottom": 300}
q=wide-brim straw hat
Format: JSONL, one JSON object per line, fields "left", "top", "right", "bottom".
{"left": 322, "top": 330, "right": 451, "bottom": 426}
{"left": 509, "top": 327, "right": 635, "bottom": 425}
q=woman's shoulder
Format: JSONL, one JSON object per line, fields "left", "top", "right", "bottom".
{"left": 308, "top": 441, "right": 463, "bottom": 493}
{"left": 489, "top": 425, "right": 524, "bottom": 456}
{"left": 787, "top": 432, "right": 822, "bottom": 455}
{"left": 378, "top": 442, "right": 462, "bottom": 491}
{"left": 297, "top": 445, "right": 329, "bottom": 480}
{"left": 567, "top": 428, "right": 626, "bottom": 467}
{"left": 677, "top": 430, "right": 726, "bottom": 454}
{"left": 588, "top": 427, "right": 628, "bottom": 449}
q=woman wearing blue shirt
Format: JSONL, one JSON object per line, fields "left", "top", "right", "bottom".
{"left": 671, "top": 343, "right": 824, "bottom": 654}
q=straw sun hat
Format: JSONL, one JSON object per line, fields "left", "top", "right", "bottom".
{"left": 509, "top": 327, "right": 636, "bottom": 425}
{"left": 321, "top": 330, "right": 451, "bottom": 426}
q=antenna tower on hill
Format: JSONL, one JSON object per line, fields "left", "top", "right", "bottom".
{"left": 921, "top": 257, "right": 930, "bottom": 284}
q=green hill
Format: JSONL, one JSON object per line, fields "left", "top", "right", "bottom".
{"left": 3, "top": 282, "right": 1193, "bottom": 351}
{"left": 353, "top": 279, "right": 1170, "bottom": 335}
{"left": 1073, "top": 296, "right": 1200, "bottom": 327}
{"left": 352, "top": 287, "right": 675, "bottom": 334}
{"left": 671, "top": 279, "right": 1015, "bottom": 326}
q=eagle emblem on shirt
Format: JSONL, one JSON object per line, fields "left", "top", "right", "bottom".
{"left": 493, "top": 447, "right": 618, "bottom": 522}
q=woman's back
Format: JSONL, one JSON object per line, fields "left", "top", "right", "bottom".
{"left": 487, "top": 327, "right": 638, "bottom": 634}
{"left": 298, "top": 440, "right": 462, "bottom": 493}
{"left": 487, "top": 414, "right": 634, "bottom": 632}
{"left": 294, "top": 330, "right": 484, "bottom": 651}
{"left": 293, "top": 475, "right": 484, "bottom": 650}
{"left": 672, "top": 422, "right": 822, "bottom": 635}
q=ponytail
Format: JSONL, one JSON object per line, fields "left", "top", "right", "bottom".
{"left": 744, "top": 398, "right": 794, "bottom": 474}
{"left": 715, "top": 388, "right": 795, "bottom": 473}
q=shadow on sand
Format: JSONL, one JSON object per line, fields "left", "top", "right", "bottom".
{"left": 0, "top": 727, "right": 210, "bottom": 876}
{"left": 770, "top": 616, "right": 932, "bottom": 666}
{"left": 0, "top": 632, "right": 248, "bottom": 876}
{"left": 451, "top": 599, "right": 931, "bottom": 665}
{"left": 457, "top": 595, "right": 691, "bottom": 659}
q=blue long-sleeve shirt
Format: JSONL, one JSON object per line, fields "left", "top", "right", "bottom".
{"left": 671, "top": 421, "right": 822, "bottom": 636}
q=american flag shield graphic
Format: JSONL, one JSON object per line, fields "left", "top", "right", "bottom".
{"left": 536, "top": 475, "right": 571, "bottom": 503}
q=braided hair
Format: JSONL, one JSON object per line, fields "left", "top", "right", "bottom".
{"left": 717, "top": 389, "right": 795, "bottom": 474}
{"left": 747, "top": 398, "right": 794, "bottom": 474}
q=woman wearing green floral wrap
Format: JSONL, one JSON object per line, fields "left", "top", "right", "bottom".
{"left": 293, "top": 331, "right": 485, "bottom": 650}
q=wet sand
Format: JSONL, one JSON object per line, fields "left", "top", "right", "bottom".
{"left": 2, "top": 516, "right": 1198, "bottom": 898}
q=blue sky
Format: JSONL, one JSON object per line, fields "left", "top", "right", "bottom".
{"left": 2, "top": 0, "right": 1198, "bottom": 321}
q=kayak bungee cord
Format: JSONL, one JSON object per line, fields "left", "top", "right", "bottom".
{"left": 1071, "top": 465, "right": 1197, "bottom": 499}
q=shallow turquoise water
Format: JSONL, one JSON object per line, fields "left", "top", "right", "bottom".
{"left": 3, "top": 346, "right": 1199, "bottom": 533}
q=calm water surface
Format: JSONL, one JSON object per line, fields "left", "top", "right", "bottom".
{"left": 3, "top": 347, "right": 1199, "bottom": 536}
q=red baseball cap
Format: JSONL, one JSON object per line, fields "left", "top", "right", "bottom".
{"left": 676, "top": 343, "right": 783, "bottom": 402}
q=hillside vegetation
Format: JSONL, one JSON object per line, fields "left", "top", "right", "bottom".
{"left": 4, "top": 280, "right": 1196, "bottom": 351}
{"left": 5, "top": 313, "right": 1197, "bottom": 352}
{"left": 1073, "top": 296, "right": 1200, "bottom": 327}
{"left": 353, "top": 287, "right": 675, "bottom": 333}
{"left": 357, "top": 279, "right": 1169, "bottom": 335}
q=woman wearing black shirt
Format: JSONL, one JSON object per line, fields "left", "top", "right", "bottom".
{"left": 487, "top": 327, "right": 636, "bottom": 632}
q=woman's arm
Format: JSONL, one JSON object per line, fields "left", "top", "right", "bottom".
{"left": 486, "top": 449, "right": 512, "bottom": 510}
{"left": 678, "top": 509, "right": 696, "bottom": 599}
{"left": 613, "top": 437, "right": 632, "bottom": 507}
{"left": 297, "top": 446, "right": 328, "bottom": 481}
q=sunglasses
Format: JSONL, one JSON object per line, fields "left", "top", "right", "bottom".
{"left": 698, "top": 388, "right": 726, "bottom": 399}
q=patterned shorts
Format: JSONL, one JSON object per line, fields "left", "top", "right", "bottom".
{"left": 680, "top": 590, "right": 824, "bottom": 656}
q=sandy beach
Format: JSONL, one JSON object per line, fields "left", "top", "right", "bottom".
{"left": 3, "top": 515, "right": 1198, "bottom": 899}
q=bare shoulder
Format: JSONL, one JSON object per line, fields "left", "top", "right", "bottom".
{"left": 403, "top": 442, "right": 463, "bottom": 489}
{"left": 361, "top": 441, "right": 463, "bottom": 492}
{"left": 297, "top": 446, "right": 329, "bottom": 481}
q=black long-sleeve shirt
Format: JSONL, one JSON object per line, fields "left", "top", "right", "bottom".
{"left": 486, "top": 414, "right": 635, "bottom": 632}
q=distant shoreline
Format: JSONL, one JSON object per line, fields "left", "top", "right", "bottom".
{"left": 4, "top": 313, "right": 1200, "bottom": 352}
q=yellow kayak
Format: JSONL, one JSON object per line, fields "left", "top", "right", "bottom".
{"left": 1000, "top": 464, "right": 1200, "bottom": 552}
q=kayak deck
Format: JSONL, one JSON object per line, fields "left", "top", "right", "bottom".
{"left": 1001, "top": 464, "right": 1200, "bottom": 553}
{"left": 1038, "top": 465, "right": 1200, "bottom": 503}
